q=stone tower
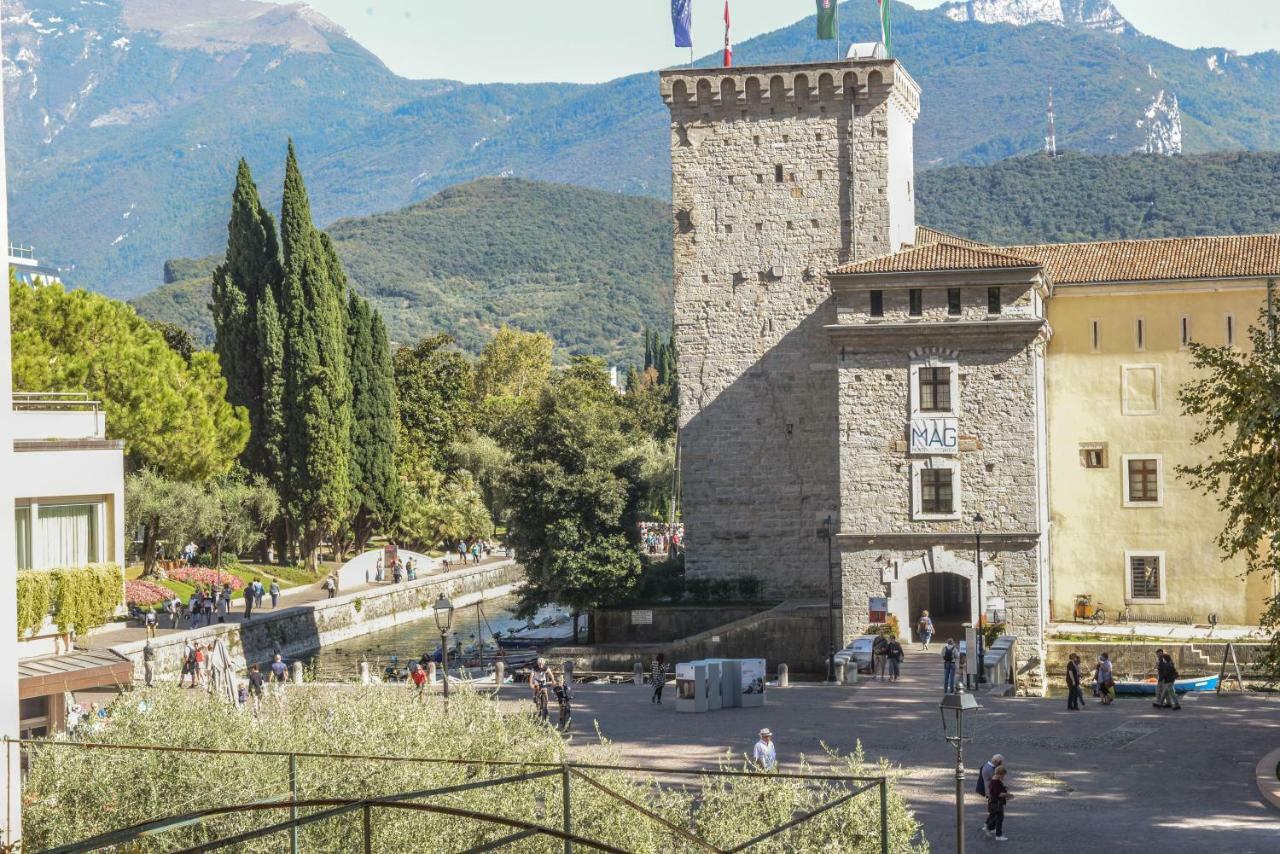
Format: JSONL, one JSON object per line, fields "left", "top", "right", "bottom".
{"left": 659, "top": 60, "right": 920, "bottom": 597}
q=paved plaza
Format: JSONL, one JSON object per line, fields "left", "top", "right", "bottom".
{"left": 524, "top": 655, "right": 1280, "bottom": 852}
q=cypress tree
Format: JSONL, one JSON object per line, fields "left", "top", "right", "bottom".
{"left": 279, "top": 141, "right": 353, "bottom": 566}
{"left": 643, "top": 328, "right": 655, "bottom": 371}
{"left": 347, "top": 293, "right": 400, "bottom": 552}
{"left": 210, "top": 159, "right": 284, "bottom": 481}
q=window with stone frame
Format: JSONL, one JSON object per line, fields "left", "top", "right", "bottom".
{"left": 1126, "top": 553, "right": 1164, "bottom": 602}
{"left": 919, "top": 468, "right": 954, "bottom": 515}
{"left": 1126, "top": 457, "right": 1160, "bottom": 503}
{"left": 918, "top": 366, "right": 952, "bottom": 412}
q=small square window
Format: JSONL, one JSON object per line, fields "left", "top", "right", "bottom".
{"left": 775, "top": 164, "right": 784, "bottom": 182}
{"left": 920, "top": 469, "right": 955, "bottom": 515}
{"left": 786, "top": 221, "right": 794, "bottom": 230}
{"left": 753, "top": 135, "right": 761, "bottom": 145}
{"left": 909, "top": 289, "right": 923, "bottom": 317}
{"left": 869, "top": 290, "right": 884, "bottom": 317}
{"left": 987, "top": 287, "right": 1002, "bottom": 315}
{"left": 817, "top": 170, "right": 824, "bottom": 181}
{"left": 1080, "top": 444, "right": 1108, "bottom": 469}
{"left": 1127, "top": 553, "right": 1164, "bottom": 603}
{"left": 918, "top": 367, "right": 952, "bottom": 412}
{"left": 815, "top": 132, "right": 823, "bottom": 141}
{"left": 782, "top": 134, "right": 789, "bottom": 143}
{"left": 727, "top": 175, "right": 735, "bottom": 184}
{"left": 947, "top": 288, "right": 962, "bottom": 316}
{"left": 755, "top": 222, "right": 763, "bottom": 232}
{"left": 724, "top": 224, "right": 733, "bottom": 234}
{"left": 811, "top": 218, "right": 819, "bottom": 229}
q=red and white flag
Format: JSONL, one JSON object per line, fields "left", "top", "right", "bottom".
{"left": 723, "top": 1, "right": 732, "bottom": 67}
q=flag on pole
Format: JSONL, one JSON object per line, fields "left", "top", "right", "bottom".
{"left": 816, "top": 0, "right": 837, "bottom": 40}
{"left": 723, "top": 1, "right": 732, "bottom": 67}
{"left": 878, "top": 0, "right": 893, "bottom": 56}
{"left": 672, "top": 0, "right": 693, "bottom": 49}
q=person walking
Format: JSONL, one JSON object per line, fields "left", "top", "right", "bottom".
{"left": 324, "top": 575, "right": 336, "bottom": 599}
{"left": 270, "top": 653, "right": 288, "bottom": 694}
{"left": 253, "top": 579, "right": 264, "bottom": 609}
{"left": 650, "top": 653, "right": 669, "bottom": 704}
{"left": 193, "top": 643, "right": 205, "bottom": 689}
{"left": 247, "top": 663, "right": 265, "bottom": 714}
{"left": 243, "top": 586, "right": 255, "bottom": 621}
{"left": 942, "top": 638, "right": 957, "bottom": 694}
{"left": 180, "top": 640, "right": 195, "bottom": 688}
{"left": 1095, "top": 653, "right": 1115, "bottom": 705}
{"left": 917, "top": 610, "right": 934, "bottom": 651}
{"left": 872, "top": 633, "right": 888, "bottom": 681}
{"left": 269, "top": 580, "right": 281, "bottom": 609}
{"left": 144, "top": 608, "right": 158, "bottom": 639}
{"left": 983, "top": 765, "right": 1011, "bottom": 841}
{"left": 1155, "top": 650, "right": 1182, "bottom": 710}
{"left": 143, "top": 640, "right": 156, "bottom": 687}
{"left": 977, "top": 754, "right": 1003, "bottom": 799}
{"left": 409, "top": 662, "right": 427, "bottom": 700}
{"left": 752, "top": 728, "right": 777, "bottom": 771}
{"left": 1066, "top": 653, "right": 1085, "bottom": 710}
{"left": 885, "top": 635, "right": 904, "bottom": 682}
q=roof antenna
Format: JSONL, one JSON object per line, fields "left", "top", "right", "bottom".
{"left": 1045, "top": 85, "right": 1058, "bottom": 158}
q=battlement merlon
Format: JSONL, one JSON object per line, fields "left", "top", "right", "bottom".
{"left": 658, "top": 59, "right": 920, "bottom": 122}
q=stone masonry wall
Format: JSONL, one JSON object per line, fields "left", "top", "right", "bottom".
{"left": 660, "top": 61, "right": 919, "bottom": 598}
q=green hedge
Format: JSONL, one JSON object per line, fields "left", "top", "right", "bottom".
{"left": 17, "top": 564, "right": 124, "bottom": 638}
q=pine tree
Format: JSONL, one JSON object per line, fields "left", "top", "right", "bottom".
{"left": 279, "top": 141, "right": 353, "bottom": 566}
{"left": 210, "top": 159, "right": 284, "bottom": 482}
{"left": 347, "top": 293, "right": 400, "bottom": 552}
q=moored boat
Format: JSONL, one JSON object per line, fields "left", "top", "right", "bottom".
{"left": 1112, "top": 674, "right": 1219, "bottom": 695}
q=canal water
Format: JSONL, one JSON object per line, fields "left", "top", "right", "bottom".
{"left": 301, "top": 595, "right": 569, "bottom": 681}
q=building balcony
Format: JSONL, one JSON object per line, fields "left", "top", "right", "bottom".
{"left": 13, "top": 392, "right": 108, "bottom": 443}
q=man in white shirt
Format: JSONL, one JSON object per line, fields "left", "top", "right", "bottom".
{"left": 753, "top": 728, "right": 777, "bottom": 771}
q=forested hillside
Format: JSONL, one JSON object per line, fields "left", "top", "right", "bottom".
{"left": 132, "top": 151, "right": 1280, "bottom": 364}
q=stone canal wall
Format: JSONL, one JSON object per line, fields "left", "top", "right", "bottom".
{"left": 1043, "top": 641, "right": 1269, "bottom": 678}
{"left": 113, "top": 560, "right": 523, "bottom": 682}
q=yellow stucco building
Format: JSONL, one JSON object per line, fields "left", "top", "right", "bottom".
{"left": 1011, "top": 236, "right": 1278, "bottom": 625}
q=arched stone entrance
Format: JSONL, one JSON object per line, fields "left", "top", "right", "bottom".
{"left": 889, "top": 546, "right": 982, "bottom": 643}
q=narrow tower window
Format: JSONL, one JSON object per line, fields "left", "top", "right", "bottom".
{"left": 774, "top": 164, "right": 784, "bottom": 182}
{"left": 947, "top": 288, "right": 962, "bottom": 316}
{"left": 1091, "top": 319, "right": 1101, "bottom": 352}
{"left": 869, "top": 290, "right": 884, "bottom": 317}
{"left": 1225, "top": 314, "right": 1235, "bottom": 347}
{"left": 909, "top": 289, "right": 923, "bottom": 317}
{"left": 1135, "top": 318, "right": 1145, "bottom": 351}
{"left": 1180, "top": 315, "right": 1191, "bottom": 348}
{"left": 987, "top": 287, "right": 1002, "bottom": 315}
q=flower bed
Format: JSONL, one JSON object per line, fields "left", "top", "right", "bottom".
{"left": 125, "top": 580, "right": 172, "bottom": 608}
{"left": 167, "top": 566, "right": 246, "bottom": 591}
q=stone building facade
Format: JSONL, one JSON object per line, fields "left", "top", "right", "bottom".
{"left": 659, "top": 60, "right": 919, "bottom": 599}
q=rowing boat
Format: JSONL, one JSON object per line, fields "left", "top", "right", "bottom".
{"left": 1112, "top": 674, "right": 1219, "bottom": 695}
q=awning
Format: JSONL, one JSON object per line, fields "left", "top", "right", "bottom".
{"left": 18, "top": 649, "right": 134, "bottom": 699}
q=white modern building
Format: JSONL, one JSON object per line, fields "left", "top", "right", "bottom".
{"left": 8, "top": 243, "right": 63, "bottom": 286}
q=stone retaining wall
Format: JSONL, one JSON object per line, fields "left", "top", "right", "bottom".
{"left": 114, "top": 560, "right": 523, "bottom": 682}
{"left": 1043, "top": 641, "right": 1268, "bottom": 678}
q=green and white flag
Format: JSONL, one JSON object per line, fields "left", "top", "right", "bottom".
{"left": 878, "top": 0, "right": 893, "bottom": 56}
{"left": 816, "top": 0, "right": 837, "bottom": 40}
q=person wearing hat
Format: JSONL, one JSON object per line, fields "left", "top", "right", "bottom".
{"left": 753, "top": 728, "right": 777, "bottom": 771}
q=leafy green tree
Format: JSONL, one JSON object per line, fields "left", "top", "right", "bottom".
{"left": 473, "top": 326, "right": 553, "bottom": 400}
{"left": 11, "top": 278, "right": 248, "bottom": 480}
{"left": 505, "top": 357, "right": 644, "bottom": 630}
{"left": 149, "top": 320, "right": 197, "bottom": 362}
{"left": 211, "top": 159, "right": 286, "bottom": 485}
{"left": 1179, "top": 295, "right": 1280, "bottom": 676}
{"left": 394, "top": 333, "right": 475, "bottom": 472}
{"left": 449, "top": 433, "right": 514, "bottom": 524}
{"left": 192, "top": 471, "right": 281, "bottom": 568}
{"left": 347, "top": 293, "right": 401, "bottom": 552}
{"left": 279, "top": 142, "right": 353, "bottom": 567}
{"left": 125, "top": 469, "right": 203, "bottom": 578}
{"left": 398, "top": 468, "right": 493, "bottom": 552}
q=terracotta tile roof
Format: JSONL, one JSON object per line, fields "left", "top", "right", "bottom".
{"left": 1004, "top": 234, "right": 1280, "bottom": 285}
{"left": 914, "top": 225, "right": 991, "bottom": 249}
{"left": 830, "top": 241, "right": 1038, "bottom": 275}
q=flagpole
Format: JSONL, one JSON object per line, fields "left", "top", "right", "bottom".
{"left": 835, "top": 1, "right": 841, "bottom": 61}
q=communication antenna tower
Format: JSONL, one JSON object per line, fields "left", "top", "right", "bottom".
{"left": 1045, "top": 86, "right": 1059, "bottom": 158}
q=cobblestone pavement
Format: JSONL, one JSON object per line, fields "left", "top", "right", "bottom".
{"left": 517, "top": 651, "right": 1280, "bottom": 852}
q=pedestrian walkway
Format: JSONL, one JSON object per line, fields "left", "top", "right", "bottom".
{"left": 86, "top": 555, "right": 513, "bottom": 651}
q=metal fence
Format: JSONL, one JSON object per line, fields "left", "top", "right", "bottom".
{"left": 14, "top": 738, "right": 891, "bottom": 854}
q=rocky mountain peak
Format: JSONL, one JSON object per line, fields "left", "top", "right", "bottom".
{"left": 942, "top": 0, "right": 1131, "bottom": 35}
{"left": 121, "top": 0, "right": 346, "bottom": 54}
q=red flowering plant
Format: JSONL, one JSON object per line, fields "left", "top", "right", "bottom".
{"left": 125, "top": 580, "right": 172, "bottom": 608}
{"left": 168, "top": 566, "right": 246, "bottom": 591}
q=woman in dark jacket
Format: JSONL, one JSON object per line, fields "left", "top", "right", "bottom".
{"left": 984, "top": 765, "right": 1011, "bottom": 841}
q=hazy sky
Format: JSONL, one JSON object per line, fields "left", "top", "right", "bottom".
{"left": 281, "top": 1, "right": 1280, "bottom": 84}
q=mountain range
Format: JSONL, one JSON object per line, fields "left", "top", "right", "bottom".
{"left": 130, "top": 150, "right": 1280, "bottom": 365}
{"left": 5, "top": 0, "right": 1280, "bottom": 297}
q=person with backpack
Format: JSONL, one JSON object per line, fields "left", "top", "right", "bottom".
{"left": 1154, "top": 650, "right": 1182, "bottom": 710}
{"left": 884, "top": 635, "right": 904, "bottom": 682}
{"left": 916, "top": 610, "right": 934, "bottom": 651}
{"left": 983, "top": 765, "right": 1012, "bottom": 841}
{"left": 941, "top": 638, "right": 957, "bottom": 693}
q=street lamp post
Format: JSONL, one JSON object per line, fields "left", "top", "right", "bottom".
{"left": 822, "top": 515, "right": 837, "bottom": 683}
{"left": 972, "top": 513, "right": 986, "bottom": 685}
{"left": 940, "top": 690, "right": 981, "bottom": 854}
{"left": 434, "top": 593, "right": 454, "bottom": 704}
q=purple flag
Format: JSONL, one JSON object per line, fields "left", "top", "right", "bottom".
{"left": 672, "top": 0, "right": 693, "bottom": 48}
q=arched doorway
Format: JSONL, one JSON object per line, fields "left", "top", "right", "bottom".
{"left": 907, "top": 571, "right": 971, "bottom": 642}
{"left": 888, "top": 546, "right": 981, "bottom": 644}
